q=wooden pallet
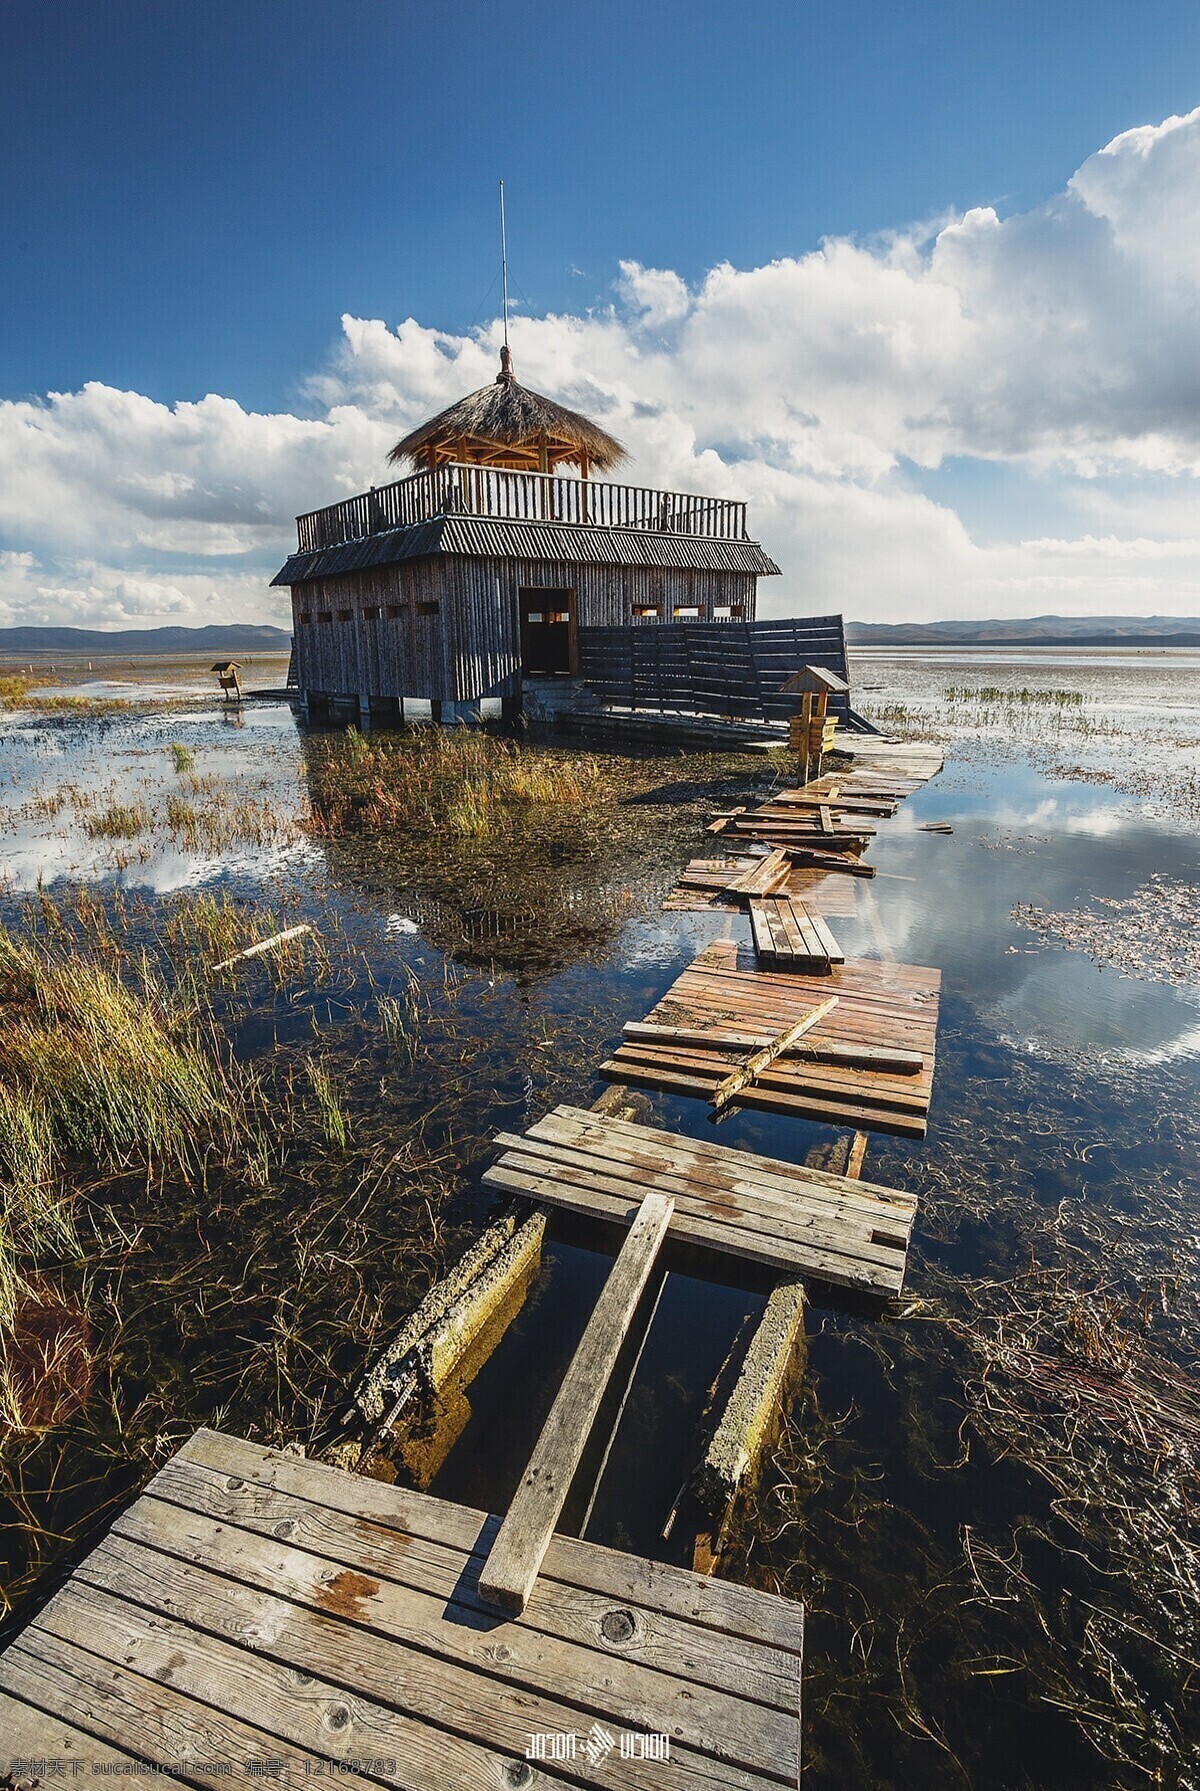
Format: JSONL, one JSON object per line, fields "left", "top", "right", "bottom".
{"left": 0, "top": 1427, "right": 805, "bottom": 1789}
{"left": 664, "top": 859, "right": 862, "bottom": 916}
{"left": 749, "top": 896, "right": 844, "bottom": 971}
{"left": 602, "top": 940, "right": 940, "bottom": 1137}
{"left": 486, "top": 1104, "right": 917, "bottom": 1295}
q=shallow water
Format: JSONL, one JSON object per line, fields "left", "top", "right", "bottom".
{"left": 1, "top": 650, "right": 1198, "bottom": 1787}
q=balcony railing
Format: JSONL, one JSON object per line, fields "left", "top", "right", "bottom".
{"left": 295, "top": 463, "right": 749, "bottom": 554}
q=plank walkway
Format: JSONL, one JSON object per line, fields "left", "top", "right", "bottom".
{"left": 602, "top": 939, "right": 940, "bottom": 1137}
{"left": 749, "top": 896, "right": 844, "bottom": 972}
{"left": 0, "top": 1428, "right": 805, "bottom": 1789}
{"left": 486, "top": 1103, "right": 917, "bottom": 1295}
{"left": 0, "top": 735, "right": 945, "bottom": 1781}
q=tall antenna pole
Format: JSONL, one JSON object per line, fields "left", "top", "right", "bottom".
{"left": 499, "top": 179, "right": 510, "bottom": 348}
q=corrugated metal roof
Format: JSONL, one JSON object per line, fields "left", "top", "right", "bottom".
{"left": 272, "top": 516, "right": 781, "bottom": 586}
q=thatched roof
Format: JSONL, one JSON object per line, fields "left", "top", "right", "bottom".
{"left": 388, "top": 346, "right": 626, "bottom": 475}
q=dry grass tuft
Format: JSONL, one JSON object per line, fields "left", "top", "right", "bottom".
{"left": 84, "top": 800, "right": 149, "bottom": 839}
{"left": 305, "top": 726, "right": 608, "bottom": 839}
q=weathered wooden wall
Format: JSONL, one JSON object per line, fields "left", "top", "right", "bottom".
{"left": 291, "top": 557, "right": 759, "bottom": 702}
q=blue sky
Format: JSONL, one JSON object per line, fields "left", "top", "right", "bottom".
{"left": 4, "top": 2, "right": 1200, "bottom": 627}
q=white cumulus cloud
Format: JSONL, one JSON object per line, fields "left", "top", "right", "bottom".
{"left": 6, "top": 108, "right": 1200, "bottom": 629}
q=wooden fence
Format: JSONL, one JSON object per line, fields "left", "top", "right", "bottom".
{"left": 576, "top": 614, "right": 873, "bottom": 727}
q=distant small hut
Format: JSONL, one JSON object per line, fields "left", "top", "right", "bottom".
{"left": 212, "top": 659, "right": 242, "bottom": 703}
{"left": 273, "top": 343, "right": 782, "bottom": 722}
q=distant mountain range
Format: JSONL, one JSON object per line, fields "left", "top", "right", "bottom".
{"left": 0, "top": 624, "right": 292, "bottom": 655}
{"left": 3, "top": 616, "right": 1197, "bottom": 656}
{"left": 846, "top": 615, "right": 1200, "bottom": 647}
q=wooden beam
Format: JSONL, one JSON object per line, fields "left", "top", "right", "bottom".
{"left": 710, "top": 996, "right": 839, "bottom": 1113}
{"left": 622, "top": 1021, "right": 923, "bottom": 1074}
{"left": 478, "top": 1192, "right": 675, "bottom": 1615}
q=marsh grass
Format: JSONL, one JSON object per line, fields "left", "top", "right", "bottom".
{"left": 170, "top": 743, "right": 196, "bottom": 773}
{"left": 28, "top": 695, "right": 129, "bottom": 716}
{"left": 84, "top": 800, "right": 149, "bottom": 839}
{"left": 944, "top": 685, "right": 1085, "bottom": 707}
{"left": 0, "top": 674, "right": 47, "bottom": 710}
{"left": 0, "top": 923, "right": 243, "bottom": 1179}
{"left": 305, "top": 1060, "right": 349, "bottom": 1150}
{"left": 304, "top": 726, "right": 609, "bottom": 840}
{"left": 0, "top": 915, "right": 255, "bottom": 1339}
{"left": 162, "top": 782, "right": 292, "bottom": 850}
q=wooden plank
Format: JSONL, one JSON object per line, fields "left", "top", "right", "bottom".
{"left": 95, "top": 1504, "right": 783, "bottom": 1789}
{"left": 505, "top": 1116, "right": 915, "bottom": 1244}
{"left": 724, "top": 846, "right": 789, "bottom": 896}
{"left": 479, "top": 1193, "right": 675, "bottom": 1616}
{"left": 0, "top": 1623, "right": 352, "bottom": 1786}
{"left": 176, "top": 1430, "right": 806, "bottom": 1654}
{"left": 485, "top": 1108, "right": 916, "bottom": 1292}
{"left": 600, "top": 1058, "right": 930, "bottom": 1139}
{"left": 145, "top": 1453, "right": 796, "bottom": 1710}
{"left": 748, "top": 898, "right": 775, "bottom": 964}
{"left": 780, "top": 848, "right": 876, "bottom": 877}
{"left": 486, "top": 1160, "right": 907, "bottom": 1293}
{"left": 519, "top": 1108, "right": 916, "bottom": 1218}
{"left": 485, "top": 1147, "right": 910, "bottom": 1272}
{"left": 622, "top": 1021, "right": 922, "bottom": 1073}
{"left": 0, "top": 1688, "right": 161, "bottom": 1776}
{"left": 784, "top": 901, "right": 825, "bottom": 961}
{"left": 490, "top": 1130, "right": 910, "bottom": 1256}
{"left": 615, "top": 1044, "right": 931, "bottom": 1115}
{"left": 710, "top": 998, "right": 839, "bottom": 1111}
{"left": 805, "top": 906, "right": 846, "bottom": 963}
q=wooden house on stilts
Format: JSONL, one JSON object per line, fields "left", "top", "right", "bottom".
{"left": 272, "top": 345, "right": 786, "bottom": 723}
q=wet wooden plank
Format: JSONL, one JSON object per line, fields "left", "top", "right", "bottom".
{"left": 710, "top": 997, "right": 839, "bottom": 1110}
{"left": 486, "top": 1105, "right": 915, "bottom": 1294}
{"left": 479, "top": 1193, "right": 675, "bottom": 1616}
{"left": 604, "top": 946, "right": 938, "bottom": 1134}
{"left": 0, "top": 1421, "right": 806, "bottom": 1787}
{"left": 725, "top": 846, "right": 791, "bottom": 896}
{"left": 177, "top": 1429, "right": 805, "bottom": 1653}
{"left": 623, "top": 1021, "right": 923, "bottom": 1074}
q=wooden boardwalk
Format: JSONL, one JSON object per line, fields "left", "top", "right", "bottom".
{"left": 603, "top": 939, "right": 940, "bottom": 1137}
{"left": 486, "top": 1104, "right": 916, "bottom": 1294}
{"left": 0, "top": 737, "right": 945, "bottom": 1780}
{"left": 0, "top": 1428, "right": 805, "bottom": 1789}
{"left": 749, "top": 896, "right": 844, "bottom": 971}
